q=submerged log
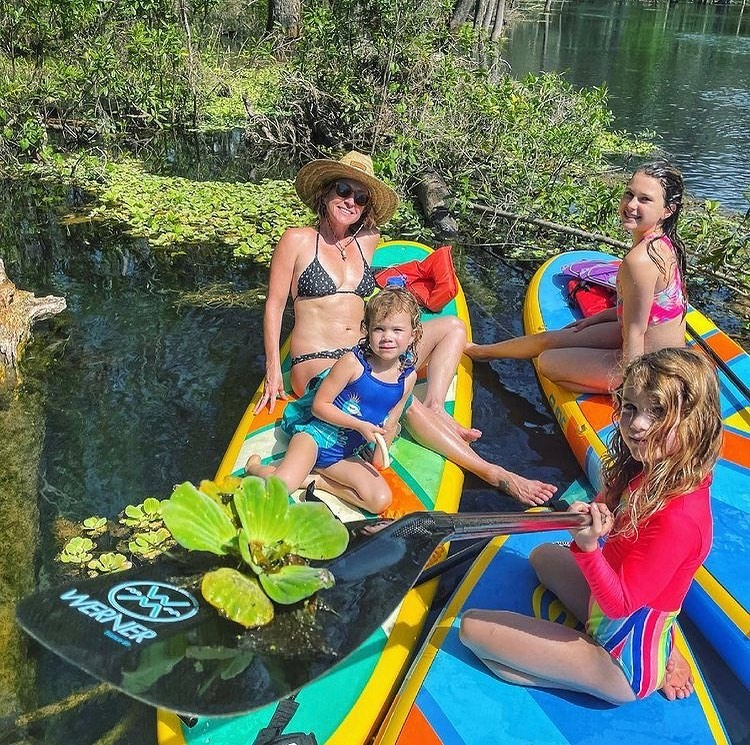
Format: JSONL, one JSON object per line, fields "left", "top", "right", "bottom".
{"left": 0, "top": 259, "right": 66, "bottom": 384}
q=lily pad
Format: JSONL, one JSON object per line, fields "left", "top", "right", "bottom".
{"left": 259, "top": 564, "right": 336, "bottom": 605}
{"left": 201, "top": 568, "right": 274, "bottom": 628}
{"left": 162, "top": 482, "right": 238, "bottom": 555}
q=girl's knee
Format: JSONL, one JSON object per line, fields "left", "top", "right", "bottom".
{"left": 364, "top": 485, "right": 392, "bottom": 514}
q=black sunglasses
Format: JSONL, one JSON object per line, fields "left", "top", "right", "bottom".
{"left": 332, "top": 180, "right": 370, "bottom": 207}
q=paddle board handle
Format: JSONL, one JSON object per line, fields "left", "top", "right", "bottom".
{"left": 433, "top": 511, "right": 591, "bottom": 540}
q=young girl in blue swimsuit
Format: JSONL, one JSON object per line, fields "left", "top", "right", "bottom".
{"left": 460, "top": 347, "right": 721, "bottom": 704}
{"left": 466, "top": 161, "right": 687, "bottom": 393}
{"left": 245, "top": 287, "right": 420, "bottom": 513}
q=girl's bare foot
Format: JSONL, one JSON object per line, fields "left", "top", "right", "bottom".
{"left": 243, "top": 453, "right": 262, "bottom": 475}
{"left": 661, "top": 646, "right": 694, "bottom": 700}
{"left": 493, "top": 470, "right": 557, "bottom": 506}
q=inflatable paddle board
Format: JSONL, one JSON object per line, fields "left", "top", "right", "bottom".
{"left": 157, "top": 240, "right": 473, "bottom": 745}
{"left": 523, "top": 249, "right": 750, "bottom": 690}
{"left": 375, "top": 478, "right": 730, "bottom": 745}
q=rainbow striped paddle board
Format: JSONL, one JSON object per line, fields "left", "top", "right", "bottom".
{"left": 157, "top": 240, "right": 473, "bottom": 745}
{"left": 523, "top": 249, "right": 750, "bottom": 690}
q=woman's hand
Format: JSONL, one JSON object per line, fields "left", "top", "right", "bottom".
{"left": 567, "top": 501, "right": 613, "bottom": 552}
{"left": 254, "top": 367, "right": 288, "bottom": 414}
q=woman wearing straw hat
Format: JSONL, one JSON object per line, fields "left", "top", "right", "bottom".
{"left": 253, "top": 151, "right": 556, "bottom": 506}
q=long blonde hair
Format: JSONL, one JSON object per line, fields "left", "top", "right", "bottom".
{"left": 601, "top": 348, "right": 722, "bottom": 536}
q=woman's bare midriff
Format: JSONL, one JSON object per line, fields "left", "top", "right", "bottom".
{"left": 290, "top": 294, "right": 366, "bottom": 395}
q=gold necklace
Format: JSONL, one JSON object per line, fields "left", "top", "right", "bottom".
{"left": 325, "top": 219, "right": 351, "bottom": 260}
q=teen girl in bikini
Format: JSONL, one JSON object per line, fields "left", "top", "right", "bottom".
{"left": 245, "top": 287, "right": 419, "bottom": 513}
{"left": 253, "top": 151, "right": 556, "bottom": 505}
{"left": 460, "top": 347, "right": 722, "bottom": 704}
{"left": 466, "top": 161, "right": 687, "bottom": 393}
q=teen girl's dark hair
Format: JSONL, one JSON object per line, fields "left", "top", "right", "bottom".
{"left": 635, "top": 161, "right": 688, "bottom": 309}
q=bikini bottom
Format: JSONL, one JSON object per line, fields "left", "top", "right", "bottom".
{"left": 290, "top": 348, "right": 351, "bottom": 367}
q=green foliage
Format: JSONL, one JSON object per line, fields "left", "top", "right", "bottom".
{"left": 81, "top": 515, "right": 108, "bottom": 537}
{"left": 49, "top": 156, "right": 310, "bottom": 262}
{"left": 201, "top": 567, "right": 274, "bottom": 628}
{"left": 59, "top": 536, "right": 95, "bottom": 564}
{"left": 87, "top": 551, "right": 132, "bottom": 575}
{"left": 128, "top": 527, "right": 173, "bottom": 558}
{"left": 119, "top": 496, "right": 167, "bottom": 529}
{"left": 162, "top": 475, "right": 349, "bottom": 627}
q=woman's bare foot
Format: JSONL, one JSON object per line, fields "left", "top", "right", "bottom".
{"left": 661, "top": 646, "right": 694, "bottom": 700}
{"left": 427, "top": 400, "right": 482, "bottom": 443}
{"left": 493, "top": 469, "right": 557, "bottom": 506}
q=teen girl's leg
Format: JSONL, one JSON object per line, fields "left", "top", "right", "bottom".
{"left": 538, "top": 348, "right": 622, "bottom": 394}
{"left": 465, "top": 322, "right": 621, "bottom": 362}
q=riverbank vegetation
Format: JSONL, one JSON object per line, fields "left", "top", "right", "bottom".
{"left": 1, "top": 0, "right": 748, "bottom": 298}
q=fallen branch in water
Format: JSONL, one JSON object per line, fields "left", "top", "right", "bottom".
{"left": 468, "top": 202, "right": 629, "bottom": 250}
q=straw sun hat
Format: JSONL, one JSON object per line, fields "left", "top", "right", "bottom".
{"left": 295, "top": 151, "right": 399, "bottom": 226}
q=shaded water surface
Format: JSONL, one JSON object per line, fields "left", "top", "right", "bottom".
{"left": 505, "top": 0, "right": 750, "bottom": 212}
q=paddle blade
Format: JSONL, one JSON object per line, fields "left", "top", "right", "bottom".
{"left": 16, "top": 514, "right": 450, "bottom": 717}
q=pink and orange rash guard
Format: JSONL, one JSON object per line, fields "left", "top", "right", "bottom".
{"left": 569, "top": 475, "right": 713, "bottom": 698}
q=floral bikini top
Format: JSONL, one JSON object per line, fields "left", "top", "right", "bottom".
{"left": 294, "top": 232, "right": 377, "bottom": 300}
{"left": 616, "top": 235, "right": 686, "bottom": 327}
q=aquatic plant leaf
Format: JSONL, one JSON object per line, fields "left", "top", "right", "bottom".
{"left": 237, "top": 528, "right": 262, "bottom": 575}
{"left": 201, "top": 568, "right": 274, "bottom": 628}
{"left": 59, "top": 536, "right": 95, "bottom": 564}
{"left": 142, "top": 497, "right": 162, "bottom": 517}
{"left": 87, "top": 552, "right": 132, "bottom": 574}
{"left": 286, "top": 503, "right": 349, "bottom": 559}
{"left": 162, "top": 482, "right": 237, "bottom": 555}
{"left": 259, "top": 564, "right": 336, "bottom": 605}
{"left": 233, "top": 476, "right": 290, "bottom": 545}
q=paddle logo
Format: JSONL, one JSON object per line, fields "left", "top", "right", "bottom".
{"left": 108, "top": 581, "right": 200, "bottom": 624}
{"left": 58, "top": 581, "right": 200, "bottom": 648}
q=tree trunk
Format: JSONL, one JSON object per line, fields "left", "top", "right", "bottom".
{"left": 0, "top": 259, "right": 66, "bottom": 386}
{"left": 414, "top": 172, "right": 459, "bottom": 238}
{"left": 450, "top": 0, "right": 478, "bottom": 30}
{"left": 267, "top": 0, "right": 302, "bottom": 39}
{"left": 491, "top": 0, "right": 507, "bottom": 41}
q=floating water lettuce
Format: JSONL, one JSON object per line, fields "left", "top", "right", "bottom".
{"left": 87, "top": 552, "right": 132, "bottom": 575}
{"left": 59, "top": 536, "right": 95, "bottom": 564}
{"left": 162, "top": 475, "right": 349, "bottom": 628}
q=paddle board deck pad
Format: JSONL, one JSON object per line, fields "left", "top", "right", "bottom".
{"left": 523, "top": 249, "right": 750, "bottom": 689}
{"left": 157, "top": 240, "right": 473, "bottom": 745}
{"left": 375, "top": 480, "right": 730, "bottom": 745}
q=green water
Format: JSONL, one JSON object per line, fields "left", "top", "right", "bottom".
{"left": 505, "top": 0, "right": 750, "bottom": 212}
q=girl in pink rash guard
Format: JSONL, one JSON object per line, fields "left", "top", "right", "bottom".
{"left": 459, "top": 348, "right": 721, "bottom": 705}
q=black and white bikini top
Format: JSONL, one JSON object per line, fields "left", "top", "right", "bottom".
{"left": 294, "top": 232, "right": 377, "bottom": 300}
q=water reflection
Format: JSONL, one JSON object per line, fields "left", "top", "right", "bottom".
{"left": 505, "top": 0, "right": 750, "bottom": 212}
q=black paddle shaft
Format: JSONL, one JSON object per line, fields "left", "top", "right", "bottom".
{"left": 16, "top": 510, "right": 589, "bottom": 717}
